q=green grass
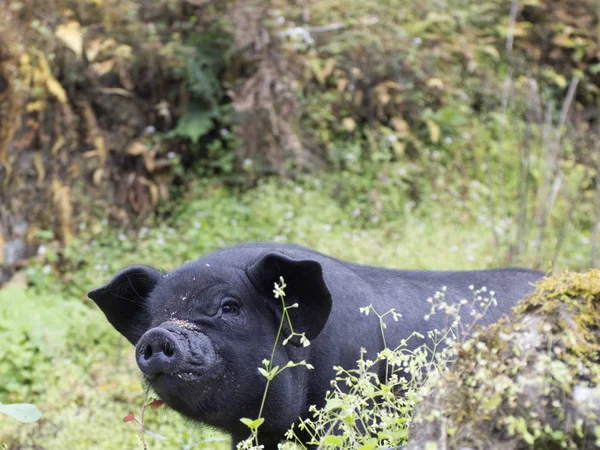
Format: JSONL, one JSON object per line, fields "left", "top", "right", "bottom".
{"left": 0, "top": 173, "right": 591, "bottom": 449}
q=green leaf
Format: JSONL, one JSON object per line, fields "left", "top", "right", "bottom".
{"left": 483, "top": 394, "right": 502, "bottom": 410}
{"left": 358, "top": 444, "right": 377, "bottom": 450}
{"left": 268, "top": 366, "right": 280, "bottom": 379}
{"left": 168, "top": 106, "right": 214, "bottom": 143}
{"left": 322, "top": 435, "right": 343, "bottom": 446}
{"left": 590, "top": 63, "right": 600, "bottom": 75}
{"left": 239, "top": 417, "right": 265, "bottom": 430}
{"left": 0, "top": 403, "right": 42, "bottom": 423}
{"left": 324, "top": 398, "right": 345, "bottom": 411}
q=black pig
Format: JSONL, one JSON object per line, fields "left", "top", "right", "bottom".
{"left": 88, "top": 243, "right": 544, "bottom": 449}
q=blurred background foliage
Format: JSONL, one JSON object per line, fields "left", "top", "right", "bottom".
{"left": 0, "top": 0, "right": 598, "bottom": 448}
{"left": 0, "top": 0, "right": 598, "bottom": 262}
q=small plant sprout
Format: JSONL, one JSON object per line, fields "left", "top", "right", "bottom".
{"left": 424, "top": 285, "right": 497, "bottom": 339}
{"left": 123, "top": 385, "right": 165, "bottom": 450}
{"left": 238, "top": 277, "right": 314, "bottom": 450}
{"left": 286, "top": 283, "right": 500, "bottom": 449}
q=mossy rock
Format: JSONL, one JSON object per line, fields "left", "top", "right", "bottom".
{"left": 406, "top": 270, "right": 600, "bottom": 450}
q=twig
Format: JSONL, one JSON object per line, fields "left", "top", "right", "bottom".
{"left": 306, "top": 23, "right": 345, "bottom": 33}
{"left": 549, "top": 78, "right": 579, "bottom": 183}
{"left": 506, "top": 0, "right": 520, "bottom": 52}
{"left": 558, "top": 78, "right": 579, "bottom": 133}
{"left": 533, "top": 77, "right": 579, "bottom": 268}
{"left": 512, "top": 78, "right": 535, "bottom": 263}
{"left": 533, "top": 99, "right": 554, "bottom": 228}
{"left": 484, "top": 148, "right": 500, "bottom": 260}
{"left": 527, "top": 77, "right": 543, "bottom": 123}
{"left": 277, "top": 16, "right": 379, "bottom": 40}
{"left": 139, "top": 387, "right": 151, "bottom": 450}
{"left": 497, "top": 0, "right": 521, "bottom": 252}
{"left": 95, "top": 87, "right": 134, "bottom": 97}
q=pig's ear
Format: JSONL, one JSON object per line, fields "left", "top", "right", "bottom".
{"left": 88, "top": 265, "right": 162, "bottom": 345}
{"left": 246, "top": 253, "right": 332, "bottom": 344}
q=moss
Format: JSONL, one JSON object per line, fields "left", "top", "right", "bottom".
{"left": 515, "top": 270, "right": 600, "bottom": 352}
{"left": 407, "top": 270, "right": 600, "bottom": 450}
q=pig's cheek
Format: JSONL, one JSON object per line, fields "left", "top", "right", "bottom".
{"left": 220, "top": 313, "right": 248, "bottom": 330}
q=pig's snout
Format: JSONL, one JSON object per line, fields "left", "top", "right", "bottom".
{"left": 136, "top": 328, "right": 182, "bottom": 377}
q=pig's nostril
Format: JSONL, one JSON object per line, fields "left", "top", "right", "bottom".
{"left": 136, "top": 328, "right": 183, "bottom": 377}
{"left": 163, "top": 341, "right": 174, "bottom": 357}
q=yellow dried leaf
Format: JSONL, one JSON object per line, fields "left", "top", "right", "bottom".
{"left": 378, "top": 91, "right": 391, "bottom": 105}
{"left": 552, "top": 34, "right": 574, "bottom": 48}
{"left": 377, "top": 81, "right": 403, "bottom": 91}
{"left": 46, "top": 77, "right": 68, "bottom": 104}
{"left": 93, "top": 168, "right": 104, "bottom": 185}
{"left": 337, "top": 78, "right": 348, "bottom": 92}
{"left": 127, "top": 140, "right": 147, "bottom": 155}
{"left": 143, "top": 152, "right": 155, "bottom": 173}
{"left": 83, "top": 150, "right": 99, "bottom": 159}
{"left": 70, "top": 163, "right": 80, "bottom": 177}
{"left": 391, "top": 116, "right": 409, "bottom": 134}
{"left": 427, "top": 78, "right": 444, "bottom": 89}
{"left": 481, "top": 45, "right": 500, "bottom": 60}
{"left": 510, "top": 22, "right": 529, "bottom": 37}
{"left": 99, "top": 38, "right": 117, "bottom": 52}
{"left": 26, "top": 101, "right": 45, "bottom": 112}
{"left": 321, "top": 58, "right": 336, "bottom": 80}
{"left": 33, "top": 152, "right": 45, "bottom": 183}
{"left": 51, "top": 178, "right": 73, "bottom": 244}
{"left": 81, "top": 100, "right": 107, "bottom": 164}
{"left": 51, "top": 137, "right": 65, "bottom": 155}
{"left": 85, "top": 39, "right": 102, "bottom": 62}
{"left": 425, "top": 119, "right": 440, "bottom": 143}
{"left": 91, "top": 59, "right": 115, "bottom": 75}
{"left": 148, "top": 181, "right": 159, "bottom": 206}
{"left": 55, "top": 21, "right": 83, "bottom": 58}
{"left": 138, "top": 177, "right": 159, "bottom": 206}
{"left": 587, "top": 84, "right": 600, "bottom": 94}
{"left": 19, "top": 53, "right": 33, "bottom": 86}
{"left": 115, "top": 45, "right": 133, "bottom": 60}
{"left": 35, "top": 51, "right": 53, "bottom": 81}
{"left": 93, "top": 135, "right": 107, "bottom": 165}
{"left": 19, "top": 53, "right": 31, "bottom": 67}
{"left": 342, "top": 117, "right": 356, "bottom": 132}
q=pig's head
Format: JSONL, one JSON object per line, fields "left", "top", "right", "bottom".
{"left": 88, "top": 251, "right": 332, "bottom": 438}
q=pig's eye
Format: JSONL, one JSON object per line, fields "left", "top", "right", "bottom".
{"left": 221, "top": 301, "right": 239, "bottom": 315}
